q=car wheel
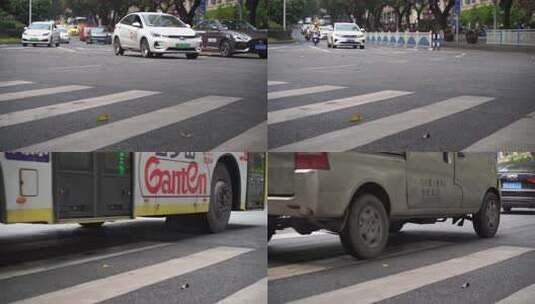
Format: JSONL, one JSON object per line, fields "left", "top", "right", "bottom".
{"left": 113, "top": 37, "right": 124, "bottom": 56}
{"left": 204, "top": 163, "right": 232, "bottom": 233}
{"left": 360, "top": 45, "right": 365, "bottom": 49}
{"left": 333, "top": 44, "right": 337, "bottom": 48}
{"left": 141, "top": 38, "right": 152, "bottom": 58}
{"left": 353, "top": 45, "right": 357, "bottom": 49}
{"left": 258, "top": 51, "right": 267, "bottom": 59}
{"left": 79, "top": 222, "right": 104, "bottom": 228}
{"left": 219, "top": 40, "right": 232, "bottom": 57}
{"left": 55, "top": 41, "right": 60, "bottom": 47}
{"left": 186, "top": 53, "right": 199, "bottom": 59}
{"left": 503, "top": 206, "right": 512, "bottom": 213}
{"left": 154, "top": 53, "right": 163, "bottom": 58}
{"left": 48, "top": 41, "right": 52, "bottom": 47}
{"left": 340, "top": 193, "right": 389, "bottom": 259}
{"left": 473, "top": 191, "right": 500, "bottom": 238}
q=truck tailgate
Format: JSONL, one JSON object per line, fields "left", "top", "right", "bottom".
{"left": 268, "top": 153, "right": 294, "bottom": 196}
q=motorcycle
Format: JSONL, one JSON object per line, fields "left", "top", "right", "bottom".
{"left": 312, "top": 31, "right": 320, "bottom": 46}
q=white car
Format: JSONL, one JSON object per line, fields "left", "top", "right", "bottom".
{"left": 319, "top": 25, "right": 333, "bottom": 40}
{"left": 112, "top": 12, "right": 201, "bottom": 59}
{"left": 21, "top": 21, "right": 60, "bottom": 47}
{"left": 57, "top": 27, "right": 70, "bottom": 43}
{"left": 327, "top": 22, "right": 365, "bottom": 49}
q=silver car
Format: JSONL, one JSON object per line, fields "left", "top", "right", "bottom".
{"left": 22, "top": 21, "right": 61, "bottom": 47}
{"left": 268, "top": 152, "right": 501, "bottom": 259}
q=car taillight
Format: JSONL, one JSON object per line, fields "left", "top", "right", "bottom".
{"left": 527, "top": 178, "right": 535, "bottom": 184}
{"left": 295, "top": 152, "right": 330, "bottom": 170}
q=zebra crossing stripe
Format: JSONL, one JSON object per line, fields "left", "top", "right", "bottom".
{"left": 272, "top": 95, "right": 494, "bottom": 152}
{"left": 19, "top": 96, "right": 241, "bottom": 151}
{"left": 212, "top": 121, "right": 267, "bottom": 151}
{"left": 288, "top": 246, "right": 532, "bottom": 304}
{"left": 464, "top": 111, "right": 535, "bottom": 152}
{"left": 496, "top": 282, "right": 535, "bottom": 304}
{"left": 12, "top": 246, "right": 253, "bottom": 304}
{"left": 268, "top": 85, "right": 345, "bottom": 101}
{"left": 268, "top": 81, "right": 288, "bottom": 86}
{"left": 216, "top": 278, "right": 267, "bottom": 304}
{"left": 0, "top": 80, "right": 33, "bottom": 88}
{"left": 268, "top": 90, "right": 412, "bottom": 124}
{"left": 0, "top": 85, "right": 91, "bottom": 102}
{"left": 0, "top": 90, "right": 159, "bottom": 128}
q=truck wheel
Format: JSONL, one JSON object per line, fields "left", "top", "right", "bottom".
{"left": 389, "top": 221, "right": 404, "bottom": 233}
{"left": 80, "top": 222, "right": 104, "bottom": 228}
{"left": 473, "top": 192, "right": 500, "bottom": 238}
{"left": 204, "top": 163, "right": 233, "bottom": 233}
{"left": 340, "top": 194, "right": 389, "bottom": 259}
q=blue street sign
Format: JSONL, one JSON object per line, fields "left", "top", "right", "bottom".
{"left": 455, "top": 0, "right": 461, "bottom": 15}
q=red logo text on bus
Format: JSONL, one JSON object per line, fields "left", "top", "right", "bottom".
{"left": 144, "top": 156, "right": 208, "bottom": 196}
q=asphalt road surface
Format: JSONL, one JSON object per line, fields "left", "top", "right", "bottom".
{"left": 268, "top": 30, "right": 535, "bottom": 151}
{"left": 268, "top": 209, "right": 535, "bottom": 304}
{"left": 0, "top": 210, "right": 266, "bottom": 304}
{"left": 0, "top": 39, "right": 266, "bottom": 151}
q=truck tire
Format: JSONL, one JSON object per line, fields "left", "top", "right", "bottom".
{"left": 389, "top": 221, "right": 404, "bottom": 233}
{"left": 340, "top": 193, "right": 389, "bottom": 259}
{"left": 473, "top": 192, "right": 500, "bottom": 238}
{"left": 204, "top": 163, "right": 233, "bottom": 233}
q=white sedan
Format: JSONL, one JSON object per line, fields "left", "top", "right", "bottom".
{"left": 21, "top": 21, "right": 61, "bottom": 47}
{"left": 112, "top": 12, "right": 201, "bottom": 59}
{"left": 327, "top": 22, "right": 365, "bottom": 49}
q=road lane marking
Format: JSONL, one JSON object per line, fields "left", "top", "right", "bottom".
{"left": 268, "top": 90, "right": 413, "bottom": 124}
{"left": 288, "top": 246, "right": 533, "bottom": 304}
{"left": 20, "top": 95, "right": 241, "bottom": 151}
{"left": 212, "top": 121, "right": 266, "bottom": 151}
{"left": 12, "top": 246, "right": 253, "bottom": 304}
{"left": 0, "top": 90, "right": 159, "bottom": 128}
{"left": 464, "top": 111, "right": 535, "bottom": 152}
{"left": 216, "top": 277, "right": 267, "bottom": 304}
{"left": 496, "top": 282, "right": 535, "bottom": 304}
{"left": 273, "top": 95, "right": 494, "bottom": 151}
{"left": 0, "top": 85, "right": 92, "bottom": 102}
{"left": 0, "top": 80, "right": 33, "bottom": 88}
{"left": 268, "top": 85, "right": 345, "bottom": 101}
{"left": 0, "top": 242, "right": 173, "bottom": 281}
{"left": 268, "top": 81, "right": 288, "bottom": 86}
{"left": 268, "top": 241, "right": 450, "bottom": 281}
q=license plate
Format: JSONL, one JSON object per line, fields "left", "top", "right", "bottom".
{"left": 346, "top": 39, "right": 355, "bottom": 42}
{"left": 30, "top": 38, "right": 39, "bottom": 41}
{"left": 255, "top": 44, "right": 267, "bottom": 50}
{"left": 175, "top": 43, "right": 190, "bottom": 49}
{"left": 503, "top": 182, "right": 521, "bottom": 189}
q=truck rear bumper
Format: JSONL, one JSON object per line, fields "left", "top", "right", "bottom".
{"left": 268, "top": 169, "right": 319, "bottom": 217}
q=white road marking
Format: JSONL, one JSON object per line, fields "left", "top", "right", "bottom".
{"left": 308, "top": 45, "right": 331, "bottom": 53}
{"left": 289, "top": 246, "right": 533, "bottom": 304}
{"left": 269, "top": 241, "right": 451, "bottom": 281}
{"left": 212, "top": 121, "right": 266, "bottom": 151}
{"left": 268, "top": 81, "right": 288, "bottom": 86}
{"left": 20, "top": 95, "right": 241, "bottom": 151}
{"left": 216, "top": 278, "right": 267, "bottom": 304}
{"left": 13, "top": 246, "right": 253, "bottom": 304}
{"left": 496, "top": 282, "right": 535, "bottom": 304}
{"left": 0, "top": 242, "right": 173, "bottom": 281}
{"left": 269, "top": 90, "right": 412, "bottom": 124}
{"left": 464, "top": 111, "right": 535, "bottom": 152}
{"left": 455, "top": 52, "right": 467, "bottom": 58}
{"left": 0, "top": 80, "right": 33, "bottom": 88}
{"left": 50, "top": 64, "right": 101, "bottom": 71}
{"left": 273, "top": 95, "right": 494, "bottom": 151}
{"left": 0, "top": 85, "right": 92, "bottom": 102}
{"left": 0, "top": 90, "right": 159, "bottom": 128}
{"left": 268, "top": 85, "right": 345, "bottom": 101}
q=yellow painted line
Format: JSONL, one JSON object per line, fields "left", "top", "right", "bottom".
{"left": 7, "top": 208, "right": 53, "bottom": 224}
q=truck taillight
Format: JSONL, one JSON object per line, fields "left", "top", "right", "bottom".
{"left": 295, "top": 153, "right": 330, "bottom": 170}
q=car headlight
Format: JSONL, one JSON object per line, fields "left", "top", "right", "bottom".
{"left": 42, "top": 32, "right": 50, "bottom": 36}
{"left": 151, "top": 32, "right": 161, "bottom": 38}
{"left": 233, "top": 34, "right": 251, "bottom": 42}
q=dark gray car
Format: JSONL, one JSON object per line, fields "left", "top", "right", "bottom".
{"left": 499, "top": 153, "right": 535, "bottom": 212}
{"left": 87, "top": 27, "right": 112, "bottom": 44}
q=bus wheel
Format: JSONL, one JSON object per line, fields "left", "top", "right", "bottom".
{"left": 340, "top": 193, "right": 389, "bottom": 259}
{"left": 80, "top": 222, "right": 104, "bottom": 228}
{"left": 205, "top": 163, "right": 233, "bottom": 233}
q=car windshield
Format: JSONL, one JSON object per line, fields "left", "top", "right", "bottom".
{"left": 92, "top": 28, "right": 105, "bottom": 33}
{"left": 221, "top": 20, "right": 257, "bottom": 31}
{"left": 29, "top": 23, "right": 51, "bottom": 30}
{"left": 335, "top": 24, "right": 360, "bottom": 31}
{"left": 58, "top": 28, "right": 67, "bottom": 33}
{"left": 142, "top": 14, "right": 187, "bottom": 28}
{"left": 498, "top": 153, "right": 535, "bottom": 173}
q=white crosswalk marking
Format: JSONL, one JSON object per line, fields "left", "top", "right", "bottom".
{"left": 12, "top": 246, "right": 253, "bottom": 304}
{"left": 464, "top": 110, "right": 535, "bottom": 151}
{"left": 496, "top": 282, "right": 535, "bottom": 304}
{"left": 288, "top": 246, "right": 532, "bottom": 304}
{"left": 268, "top": 90, "right": 412, "bottom": 124}
{"left": 0, "top": 80, "right": 33, "bottom": 88}
{"left": 216, "top": 278, "right": 267, "bottom": 304}
{"left": 268, "top": 85, "right": 345, "bottom": 101}
{"left": 213, "top": 121, "right": 267, "bottom": 151}
{"left": 273, "top": 95, "right": 494, "bottom": 151}
{"left": 268, "top": 81, "right": 288, "bottom": 86}
{"left": 0, "top": 90, "right": 159, "bottom": 128}
{"left": 20, "top": 95, "right": 241, "bottom": 151}
{"left": 0, "top": 85, "right": 91, "bottom": 102}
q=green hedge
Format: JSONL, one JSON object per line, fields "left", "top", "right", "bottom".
{"left": 0, "top": 9, "right": 26, "bottom": 37}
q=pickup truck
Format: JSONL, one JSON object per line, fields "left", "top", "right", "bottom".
{"left": 268, "top": 152, "right": 501, "bottom": 259}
